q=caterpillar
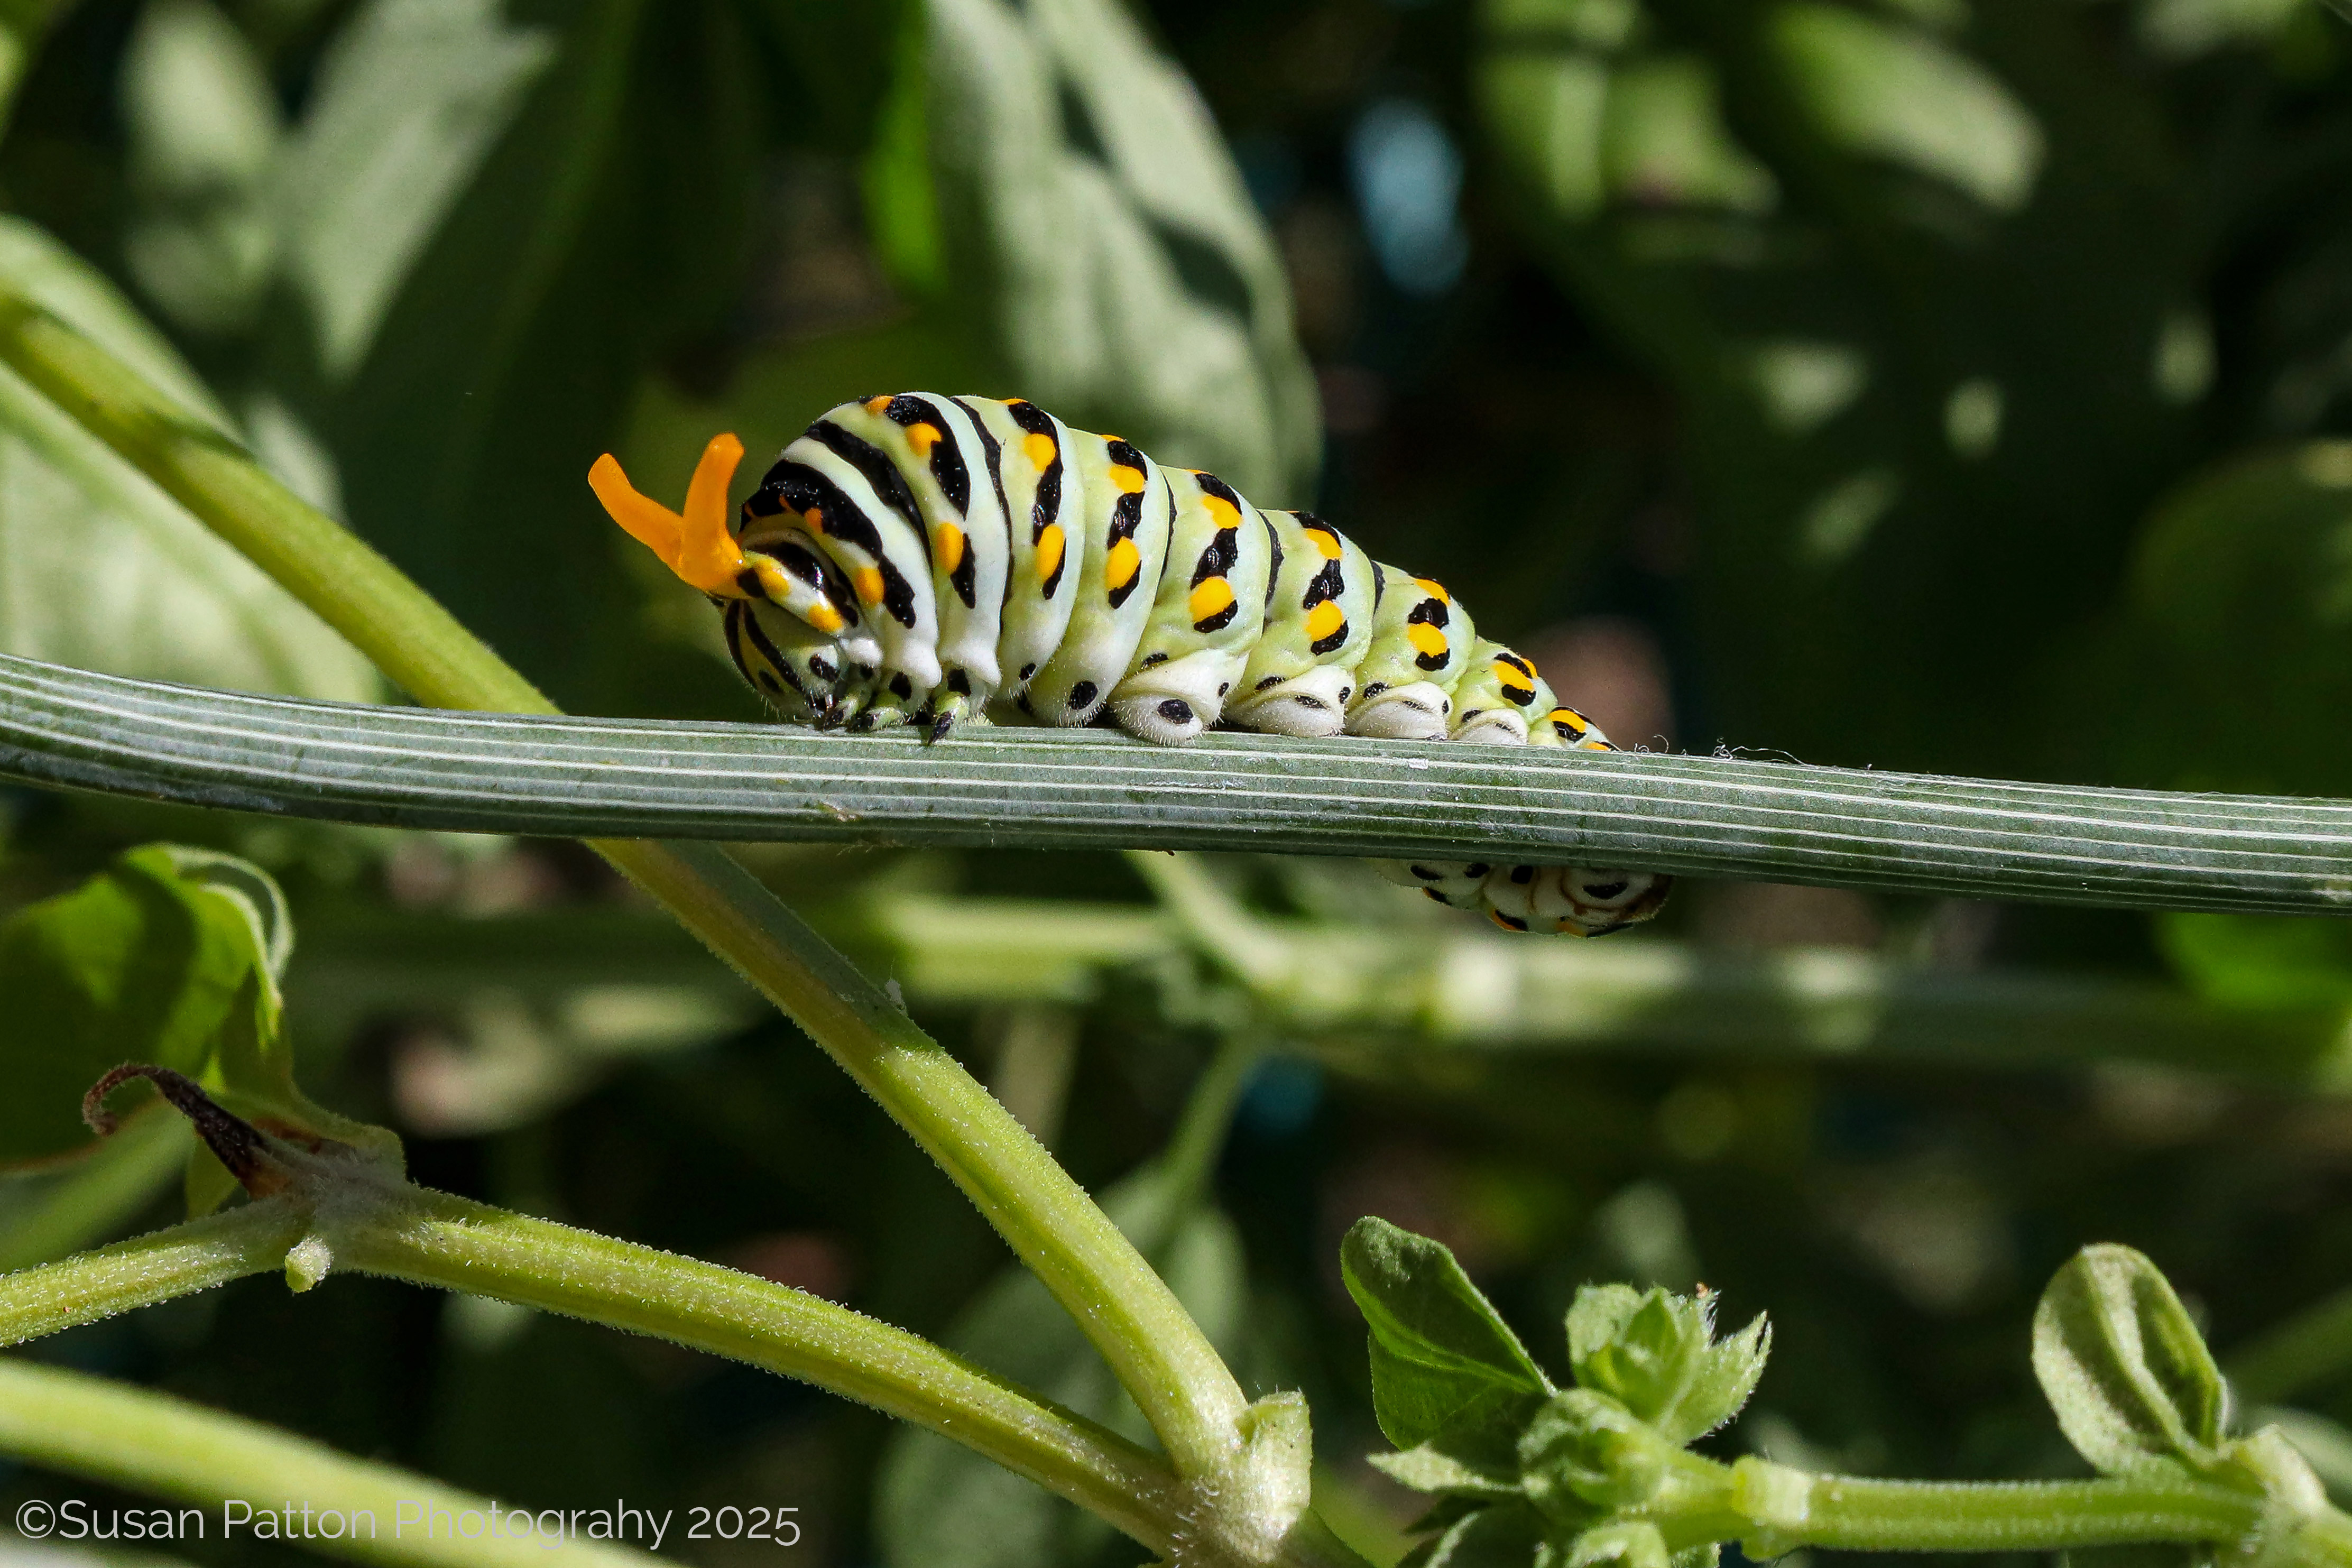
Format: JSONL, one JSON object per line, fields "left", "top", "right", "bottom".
{"left": 588, "top": 393, "right": 1672, "bottom": 937}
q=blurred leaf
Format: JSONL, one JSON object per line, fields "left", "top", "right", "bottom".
{"left": 2160, "top": 914, "right": 2352, "bottom": 1011}
{"left": 917, "top": 0, "right": 1321, "bottom": 501}
{"left": 0, "top": 217, "right": 379, "bottom": 700}
{"left": 0, "top": 1108, "right": 190, "bottom": 1271}
{"left": 1474, "top": 0, "right": 2201, "bottom": 774}
{"left": 1769, "top": 3, "right": 2043, "bottom": 211}
{"left": 873, "top": 1161, "right": 1248, "bottom": 1568}
{"left": 300, "top": 0, "right": 761, "bottom": 713}
{"left": 121, "top": 0, "right": 282, "bottom": 335}
{"left": 2123, "top": 441, "right": 2352, "bottom": 796}
{"left": 276, "top": 0, "right": 558, "bottom": 380}
{"left": 1342, "top": 1216, "right": 1553, "bottom": 1453}
{"left": 0, "top": 842, "right": 396, "bottom": 1200}
{"left": 0, "top": 844, "right": 284, "bottom": 1166}
{"left": 2032, "top": 1243, "right": 2227, "bottom": 1478}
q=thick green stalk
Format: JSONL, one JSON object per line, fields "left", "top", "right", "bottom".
{"left": 0, "top": 284, "right": 1248, "bottom": 1481}
{"left": 0, "top": 1359, "right": 656, "bottom": 1568}
{"left": 7, "top": 649, "right": 2351, "bottom": 915}
{"left": 1763, "top": 1473, "right": 2264, "bottom": 1552}
{"left": 322, "top": 1182, "right": 1181, "bottom": 1552}
{"left": 0, "top": 1199, "right": 306, "bottom": 1345}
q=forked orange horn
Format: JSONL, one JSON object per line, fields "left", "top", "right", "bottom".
{"left": 587, "top": 435, "right": 749, "bottom": 596}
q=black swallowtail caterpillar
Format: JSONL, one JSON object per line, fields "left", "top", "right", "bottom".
{"left": 588, "top": 393, "right": 1672, "bottom": 937}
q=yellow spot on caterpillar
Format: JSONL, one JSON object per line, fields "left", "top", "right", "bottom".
{"left": 864, "top": 395, "right": 892, "bottom": 415}
{"left": 907, "top": 423, "right": 942, "bottom": 455}
{"left": 853, "top": 565, "right": 885, "bottom": 605}
{"left": 1109, "top": 464, "right": 1146, "bottom": 495}
{"left": 804, "top": 601, "right": 845, "bottom": 634}
{"left": 1304, "top": 601, "right": 1345, "bottom": 642}
{"left": 1201, "top": 492, "right": 1242, "bottom": 530}
{"left": 1415, "top": 578, "right": 1450, "bottom": 604}
{"left": 1189, "top": 576, "right": 1235, "bottom": 624}
{"left": 1303, "top": 526, "right": 1343, "bottom": 559}
{"left": 1036, "top": 524, "right": 1066, "bottom": 585}
{"left": 1023, "top": 432, "right": 1057, "bottom": 470}
{"left": 1549, "top": 706, "right": 1588, "bottom": 735}
{"left": 1104, "top": 537, "right": 1142, "bottom": 591}
{"left": 1407, "top": 623, "right": 1449, "bottom": 660}
{"left": 804, "top": 507, "right": 825, "bottom": 533}
{"left": 1493, "top": 660, "right": 1536, "bottom": 703}
{"left": 936, "top": 521, "right": 965, "bottom": 577}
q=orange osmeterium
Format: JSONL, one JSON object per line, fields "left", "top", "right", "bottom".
{"left": 588, "top": 434, "right": 749, "bottom": 597}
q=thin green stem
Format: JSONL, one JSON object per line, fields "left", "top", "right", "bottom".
{"left": 1160, "top": 1033, "right": 1266, "bottom": 1211}
{"left": 0, "top": 285, "right": 1248, "bottom": 1480}
{"left": 603, "top": 838, "right": 1250, "bottom": 1475}
{"left": 0, "top": 1198, "right": 305, "bottom": 1346}
{"left": 0, "top": 1358, "right": 657, "bottom": 1568}
{"left": 321, "top": 1181, "right": 1182, "bottom": 1554}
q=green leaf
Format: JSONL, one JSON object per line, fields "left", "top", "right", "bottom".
{"left": 0, "top": 845, "right": 280, "bottom": 1166}
{"left": 1563, "top": 1520, "right": 1673, "bottom": 1568}
{"left": 1402, "top": 1500, "right": 1546, "bottom": 1568}
{"left": 921, "top": 0, "right": 1320, "bottom": 501}
{"left": 0, "top": 844, "right": 395, "bottom": 1191}
{"left": 1566, "top": 1283, "right": 1769, "bottom": 1444}
{"left": 2032, "top": 1244, "right": 2228, "bottom": 1478}
{"left": 0, "top": 219, "right": 378, "bottom": 702}
{"left": 1341, "top": 1216, "right": 1552, "bottom": 1454}
{"left": 1370, "top": 1441, "right": 1526, "bottom": 1500}
{"left": 873, "top": 1163, "right": 1249, "bottom": 1568}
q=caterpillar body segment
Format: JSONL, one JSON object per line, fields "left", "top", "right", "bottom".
{"left": 592, "top": 393, "right": 1672, "bottom": 937}
{"left": 1228, "top": 509, "right": 1377, "bottom": 739}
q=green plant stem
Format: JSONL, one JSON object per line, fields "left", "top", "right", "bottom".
{"left": 1769, "top": 1474, "right": 2264, "bottom": 1552}
{"left": 324, "top": 1181, "right": 1183, "bottom": 1554}
{"left": 8, "top": 650, "right": 2352, "bottom": 916}
{"left": 601, "top": 838, "right": 1250, "bottom": 1477}
{"left": 1717, "top": 1458, "right": 2352, "bottom": 1565}
{"left": 0, "top": 285, "right": 1249, "bottom": 1481}
{"left": 0, "top": 1358, "right": 658, "bottom": 1568}
{"left": 0, "top": 1198, "right": 305, "bottom": 1346}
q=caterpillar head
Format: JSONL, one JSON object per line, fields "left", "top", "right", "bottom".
{"left": 589, "top": 436, "right": 873, "bottom": 724}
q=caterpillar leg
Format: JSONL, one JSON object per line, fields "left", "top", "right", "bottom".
{"left": 1375, "top": 858, "right": 1492, "bottom": 909}
{"left": 1346, "top": 680, "right": 1452, "bottom": 740}
{"left": 1482, "top": 864, "right": 1674, "bottom": 936}
{"left": 1226, "top": 665, "right": 1354, "bottom": 738}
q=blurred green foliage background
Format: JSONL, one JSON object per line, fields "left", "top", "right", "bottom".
{"left": 8, "top": 0, "right": 2352, "bottom": 1564}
